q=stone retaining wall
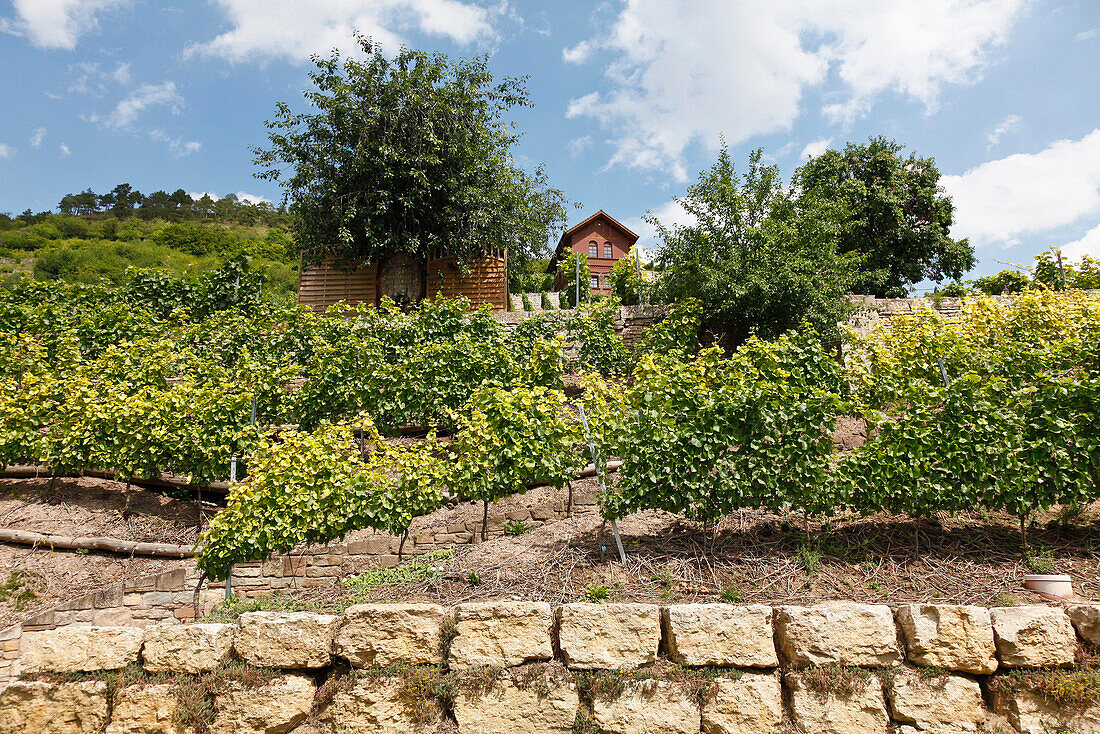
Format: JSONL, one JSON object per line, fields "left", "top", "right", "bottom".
{"left": 0, "top": 482, "right": 600, "bottom": 684}
{"left": 5, "top": 600, "right": 1100, "bottom": 733}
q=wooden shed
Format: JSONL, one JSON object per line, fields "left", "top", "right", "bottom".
{"left": 297, "top": 251, "right": 509, "bottom": 312}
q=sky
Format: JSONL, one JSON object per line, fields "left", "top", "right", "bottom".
{"left": 0, "top": 0, "right": 1098, "bottom": 289}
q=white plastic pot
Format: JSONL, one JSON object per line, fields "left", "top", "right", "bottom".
{"left": 1023, "top": 574, "right": 1073, "bottom": 601}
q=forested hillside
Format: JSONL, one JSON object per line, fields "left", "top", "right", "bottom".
{"left": 0, "top": 185, "right": 298, "bottom": 300}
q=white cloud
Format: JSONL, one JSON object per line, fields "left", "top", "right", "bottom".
{"left": 59, "top": 142, "right": 71, "bottom": 156}
{"left": 566, "top": 0, "right": 1027, "bottom": 179}
{"left": 95, "top": 82, "right": 183, "bottom": 129}
{"left": 800, "top": 138, "right": 832, "bottom": 159}
{"left": 987, "top": 113, "right": 1021, "bottom": 147}
{"left": 1076, "top": 28, "right": 1097, "bottom": 41}
{"left": 5, "top": 0, "right": 126, "bottom": 50}
{"left": 1063, "top": 224, "right": 1100, "bottom": 260}
{"left": 191, "top": 0, "right": 502, "bottom": 63}
{"left": 622, "top": 199, "right": 696, "bottom": 257}
{"left": 68, "top": 61, "right": 132, "bottom": 95}
{"left": 29, "top": 127, "right": 46, "bottom": 148}
{"left": 562, "top": 39, "right": 593, "bottom": 64}
{"left": 149, "top": 129, "right": 201, "bottom": 157}
{"left": 568, "top": 135, "right": 593, "bottom": 156}
{"left": 0, "top": 143, "right": 13, "bottom": 159}
{"left": 942, "top": 128, "right": 1100, "bottom": 247}
{"left": 234, "top": 191, "right": 273, "bottom": 205}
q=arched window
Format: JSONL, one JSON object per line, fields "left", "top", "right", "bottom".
{"left": 604, "top": 243, "right": 613, "bottom": 258}
{"left": 588, "top": 241, "right": 598, "bottom": 257}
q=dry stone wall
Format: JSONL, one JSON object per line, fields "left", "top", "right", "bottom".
{"left": 0, "top": 482, "right": 599, "bottom": 684}
{"left": 5, "top": 600, "right": 1100, "bottom": 733}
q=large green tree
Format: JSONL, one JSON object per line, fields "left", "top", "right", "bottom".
{"left": 650, "top": 144, "right": 856, "bottom": 348}
{"left": 794, "top": 137, "right": 974, "bottom": 297}
{"left": 253, "top": 36, "right": 569, "bottom": 273}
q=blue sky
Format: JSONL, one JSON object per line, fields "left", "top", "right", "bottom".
{"left": 1, "top": 0, "right": 1098, "bottom": 289}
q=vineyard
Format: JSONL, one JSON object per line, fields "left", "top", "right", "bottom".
{"left": 0, "top": 273, "right": 1098, "bottom": 585}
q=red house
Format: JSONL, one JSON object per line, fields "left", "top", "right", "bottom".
{"left": 548, "top": 210, "right": 639, "bottom": 295}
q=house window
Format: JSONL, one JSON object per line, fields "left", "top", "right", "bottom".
{"left": 588, "top": 241, "right": 598, "bottom": 257}
{"left": 604, "top": 244, "right": 613, "bottom": 258}
{"left": 590, "top": 275, "right": 599, "bottom": 289}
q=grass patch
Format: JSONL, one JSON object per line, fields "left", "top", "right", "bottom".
{"left": 342, "top": 549, "right": 454, "bottom": 594}
{"left": 201, "top": 592, "right": 328, "bottom": 624}
{"left": 719, "top": 584, "right": 743, "bottom": 603}
{"left": 1026, "top": 546, "right": 1057, "bottom": 575}
{"left": 796, "top": 666, "right": 874, "bottom": 698}
{"left": 572, "top": 711, "right": 600, "bottom": 734}
{"left": 0, "top": 570, "right": 43, "bottom": 610}
{"left": 572, "top": 664, "right": 724, "bottom": 705}
{"left": 991, "top": 665, "right": 1100, "bottom": 709}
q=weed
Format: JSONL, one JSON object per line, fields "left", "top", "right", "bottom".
{"left": 342, "top": 549, "right": 454, "bottom": 594}
{"left": 916, "top": 666, "right": 949, "bottom": 680}
{"left": 991, "top": 666, "right": 1100, "bottom": 709}
{"left": 581, "top": 584, "right": 609, "bottom": 602}
{"left": 394, "top": 666, "right": 451, "bottom": 725}
{"left": 995, "top": 595, "right": 1018, "bottom": 607}
{"left": 467, "top": 571, "right": 482, "bottom": 586}
{"left": 74, "top": 548, "right": 90, "bottom": 555}
{"left": 651, "top": 570, "right": 674, "bottom": 589}
{"left": 797, "top": 666, "right": 873, "bottom": 698}
{"left": 796, "top": 542, "right": 822, "bottom": 575}
{"left": 572, "top": 711, "right": 600, "bottom": 734}
{"left": 439, "top": 616, "right": 458, "bottom": 661}
{"left": 22, "top": 660, "right": 277, "bottom": 734}
{"left": 573, "top": 669, "right": 627, "bottom": 702}
{"left": 0, "top": 570, "right": 43, "bottom": 610}
{"left": 1025, "top": 546, "right": 1057, "bottom": 575}
{"left": 511, "top": 662, "right": 568, "bottom": 698}
{"left": 503, "top": 519, "right": 531, "bottom": 536}
{"left": 459, "top": 665, "right": 504, "bottom": 696}
{"left": 719, "top": 585, "right": 743, "bottom": 603}
{"left": 202, "top": 592, "right": 326, "bottom": 624}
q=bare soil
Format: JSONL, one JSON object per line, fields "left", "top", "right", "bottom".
{"left": 0, "top": 477, "right": 200, "bottom": 629}
{"left": 247, "top": 499, "right": 1100, "bottom": 614}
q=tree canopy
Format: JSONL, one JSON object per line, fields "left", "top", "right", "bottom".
{"left": 650, "top": 144, "right": 856, "bottom": 348}
{"left": 253, "top": 37, "right": 570, "bottom": 272}
{"left": 794, "top": 137, "right": 974, "bottom": 297}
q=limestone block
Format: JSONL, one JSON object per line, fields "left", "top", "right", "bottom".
{"left": 590, "top": 679, "right": 698, "bottom": 734}
{"left": 990, "top": 606, "right": 1076, "bottom": 668}
{"left": 663, "top": 604, "right": 777, "bottom": 668}
{"left": 896, "top": 604, "right": 998, "bottom": 674}
{"left": 142, "top": 623, "right": 235, "bottom": 673}
{"left": 452, "top": 676, "right": 578, "bottom": 734}
{"left": 449, "top": 601, "right": 553, "bottom": 669}
{"left": 106, "top": 684, "right": 191, "bottom": 734}
{"left": 775, "top": 603, "right": 900, "bottom": 667}
{"left": 992, "top": 685, "right": 1100, "bottom": 734}
{"left": 333, "top": 604, "right": 444, "bottom": 667}
{"left": 320, "top": 676, "right": 441, "bottom": 733}
{"left": 557, "top": 603, "right": 660, "bottom": 669}
{"left": 887, "top": 670, "right": 985, "bottom": 731}
{"left": 0, "top": 680, "right": 109, "bottom": 734}
{"left": 788, "top": 672, "right": 889, "bottom": 734}
{"left": 21, "top": 626, "right": 144, "bottom": 673}
{"left": 1066, "top": 603, "right": 1100, "bottom": 647}
{"left": 701, "top": 673, "right": 783, "bottom": 734}
{"left": 211, "top": 674, "right": 316, "bottom": 734}
{"left": 235, "top": 612, "right": 337, "bottom": 669}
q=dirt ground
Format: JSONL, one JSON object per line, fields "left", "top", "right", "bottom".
{"left": 251, "top": 499, "right": 1100, "bottom": 614}
{"left": 0, "top": 477, "right": 200, "bottom": 629}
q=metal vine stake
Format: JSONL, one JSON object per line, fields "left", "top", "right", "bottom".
{"left": 577, "top": 405, "right": 627, "bottom": 564}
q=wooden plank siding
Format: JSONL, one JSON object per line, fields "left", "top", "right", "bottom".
{"left": 297, "top": 254, "right": 509, "bottom": 312}
{"left": 297, "top": 259, "right": 378, "bottom": 312}
{"left": 426, "top": 255, "right": 509, "bottom": 311}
